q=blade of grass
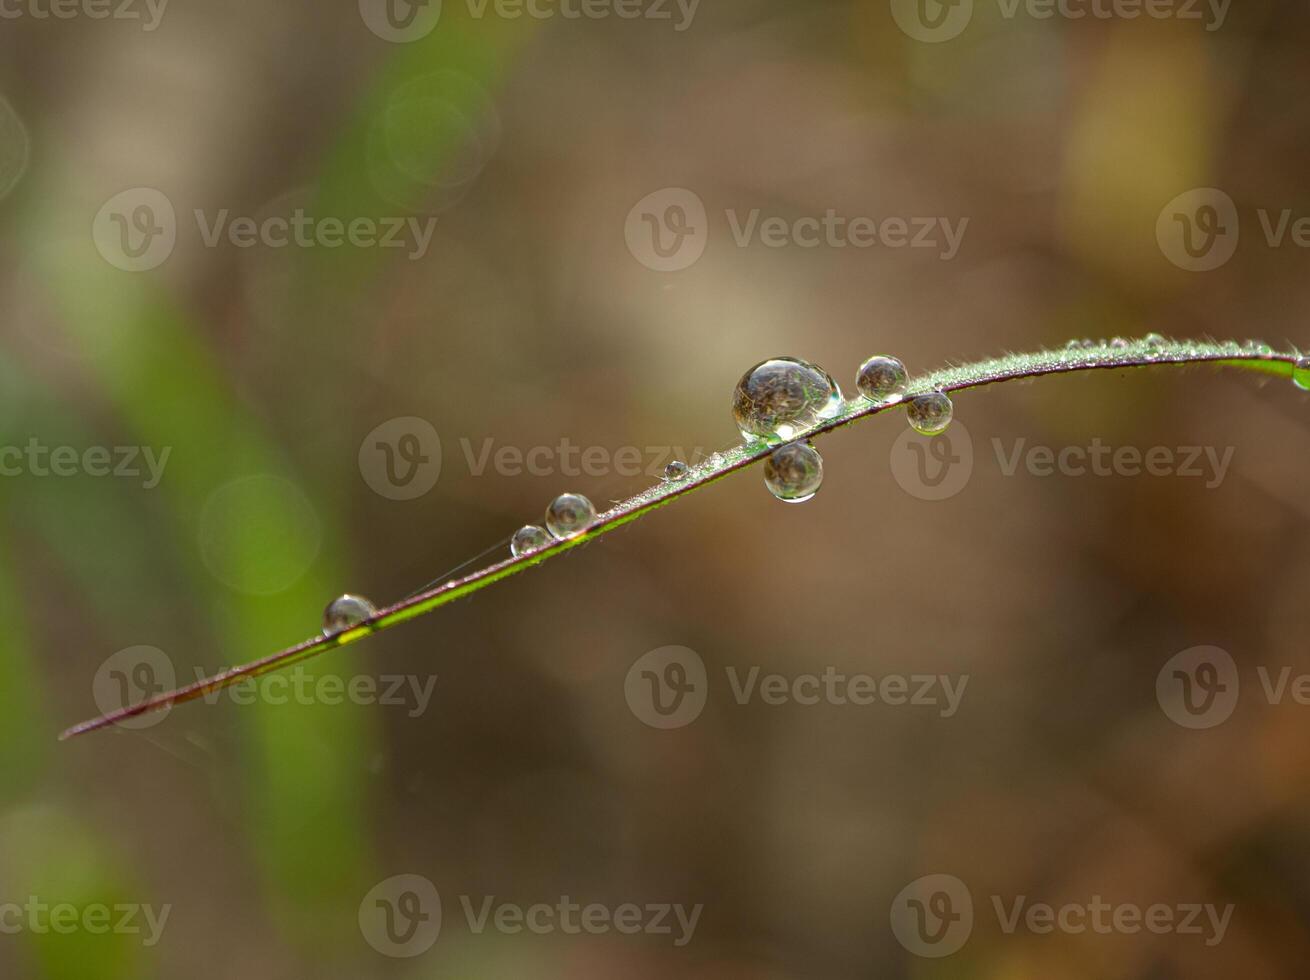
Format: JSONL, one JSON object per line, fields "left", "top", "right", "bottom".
{"left": 60, "top": 338, "right": 1303, "bottom": 739}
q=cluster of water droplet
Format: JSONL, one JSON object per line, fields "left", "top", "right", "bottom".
{"left": 505, "top": 491, "right": 600, "bottom": 559}
{"left": 330, "top": 337, "right": 1310, "bottom": 629}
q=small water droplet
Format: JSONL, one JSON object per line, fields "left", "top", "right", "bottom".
{"left": 906, "top": 391, "right": 953, "bottom": 435}
{"left": 1144, "top": 333, "right": 1167, "bottom": 346}
{"left": 323, "top": 594, "right": 377, "bottom": 635}
{"left": 855, "top": 355, "right": 908, "bottom": 404}
{"left": 545, "top": 492, "right": 596, "bottom": 538}
{"left": 1109, "top": 337, "right": 1129, "bottom": 348}
{"left": 663, "top": 459, "right": 690, "bottom": 481}
{"left": 763, "top": 441, "right": 823, "bottom": 503}
{"left": 732, "top": 356, "right": 843, "bottom": 443}
{"left": 1064, "top": 339, "right": 1083, "bottom": 351}
{"left": 511, "top": 524, "right": 551, "bottom": 557}
{"left": 1080, "top": 338, "right": 1097, "bottom": 350}
{"left": 1294, "top": 356, "right": 1310, "bottom": 392}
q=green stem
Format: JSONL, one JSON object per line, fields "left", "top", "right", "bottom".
{"left": 59, "top": 338, "right": 1301, "bottom": 739}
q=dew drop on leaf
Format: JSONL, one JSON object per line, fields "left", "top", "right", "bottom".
{"left": 732, "top": 357, "right": 843, "bottom": 443}
{"left": 907, "top": 391, "right": 954, "bottom": 436}
{"left": 323, "top": 594, "right": 377, "bottom": 635}
{"left": 763, "top": 441, "right": 823, "bottom": 503}
{"left": 511, "top": 525, "right": 551, "bottom": 557}
{"left": 855, "top": 355, "right": 909, "bottom": 404}
{"left": 545, "top": 492, "right": 596, "bottom": 538}
{"left": 663, "top": 460, "right": 689, "bottom": 481}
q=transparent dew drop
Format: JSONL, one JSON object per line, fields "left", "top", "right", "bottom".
{"left": 855, "top": 354, "right": 909, "bottom": 404}
{"left": 1144, "top": 333, "right": 1167, "bottom": 346}
{"left": 511, "top": 524, "right": 551, "bottom": 557}
{"left": 1080, "top": 338, "right": 1097, "bottom": 350}
{"left": 732, "top": 356, "right": 843, "bottom": 443}
{"left": 545, "top": 492, "right": 596, "bottom": 538}
{"left": 1064, "top": 339, "right": 1083, "bottom": 351}
{"left": 663, "top": 459, "right": 690, "bottom": 481}
{"left": 1109, "top": 336, "right": 1130, "bottom": 348}
{"left": 906, "top": 391, "right": 954, "bottom": 435}
{"left": 1294, "top": 356, "right": 1310, "bottom": 392}
{"left": 323, "top": 594, "right": 377, "bottom": 636}
{"left": 762, "top": 441, "right": 823, "bottom": 503}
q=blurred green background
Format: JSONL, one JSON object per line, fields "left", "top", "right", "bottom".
{"left": 2, "top": 1, "right": 1309, "bottom": 977}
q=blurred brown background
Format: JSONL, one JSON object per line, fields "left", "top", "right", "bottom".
{"left": 1, "top": 0, "right": 1309, "bottom": 977}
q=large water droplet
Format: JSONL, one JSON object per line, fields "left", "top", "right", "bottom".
{"left": 663, "top": 459, "right": 689, "bottom": 481}
{"left": 1294, "top": 356, "right": 1310, "bottom": 392}
{"left": 763, "top": 441, "right": 823, "bottom": 503}
{"left": 907, "top": 391, "right": 953, "bottom": 435}
{"left": 511, "top": 525, "right": 551, "bottom": 557}
{"left": 323, "top": 594, "right": 377, "bottom": 635}
{"left": 732, "top": 357, "right": 843, "bottom": 443}
{"left": 545, "top": 492, "right": 596, "bottom": 538}
{"left": 855, "top": 355, "right": 908, "bottom": 404}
